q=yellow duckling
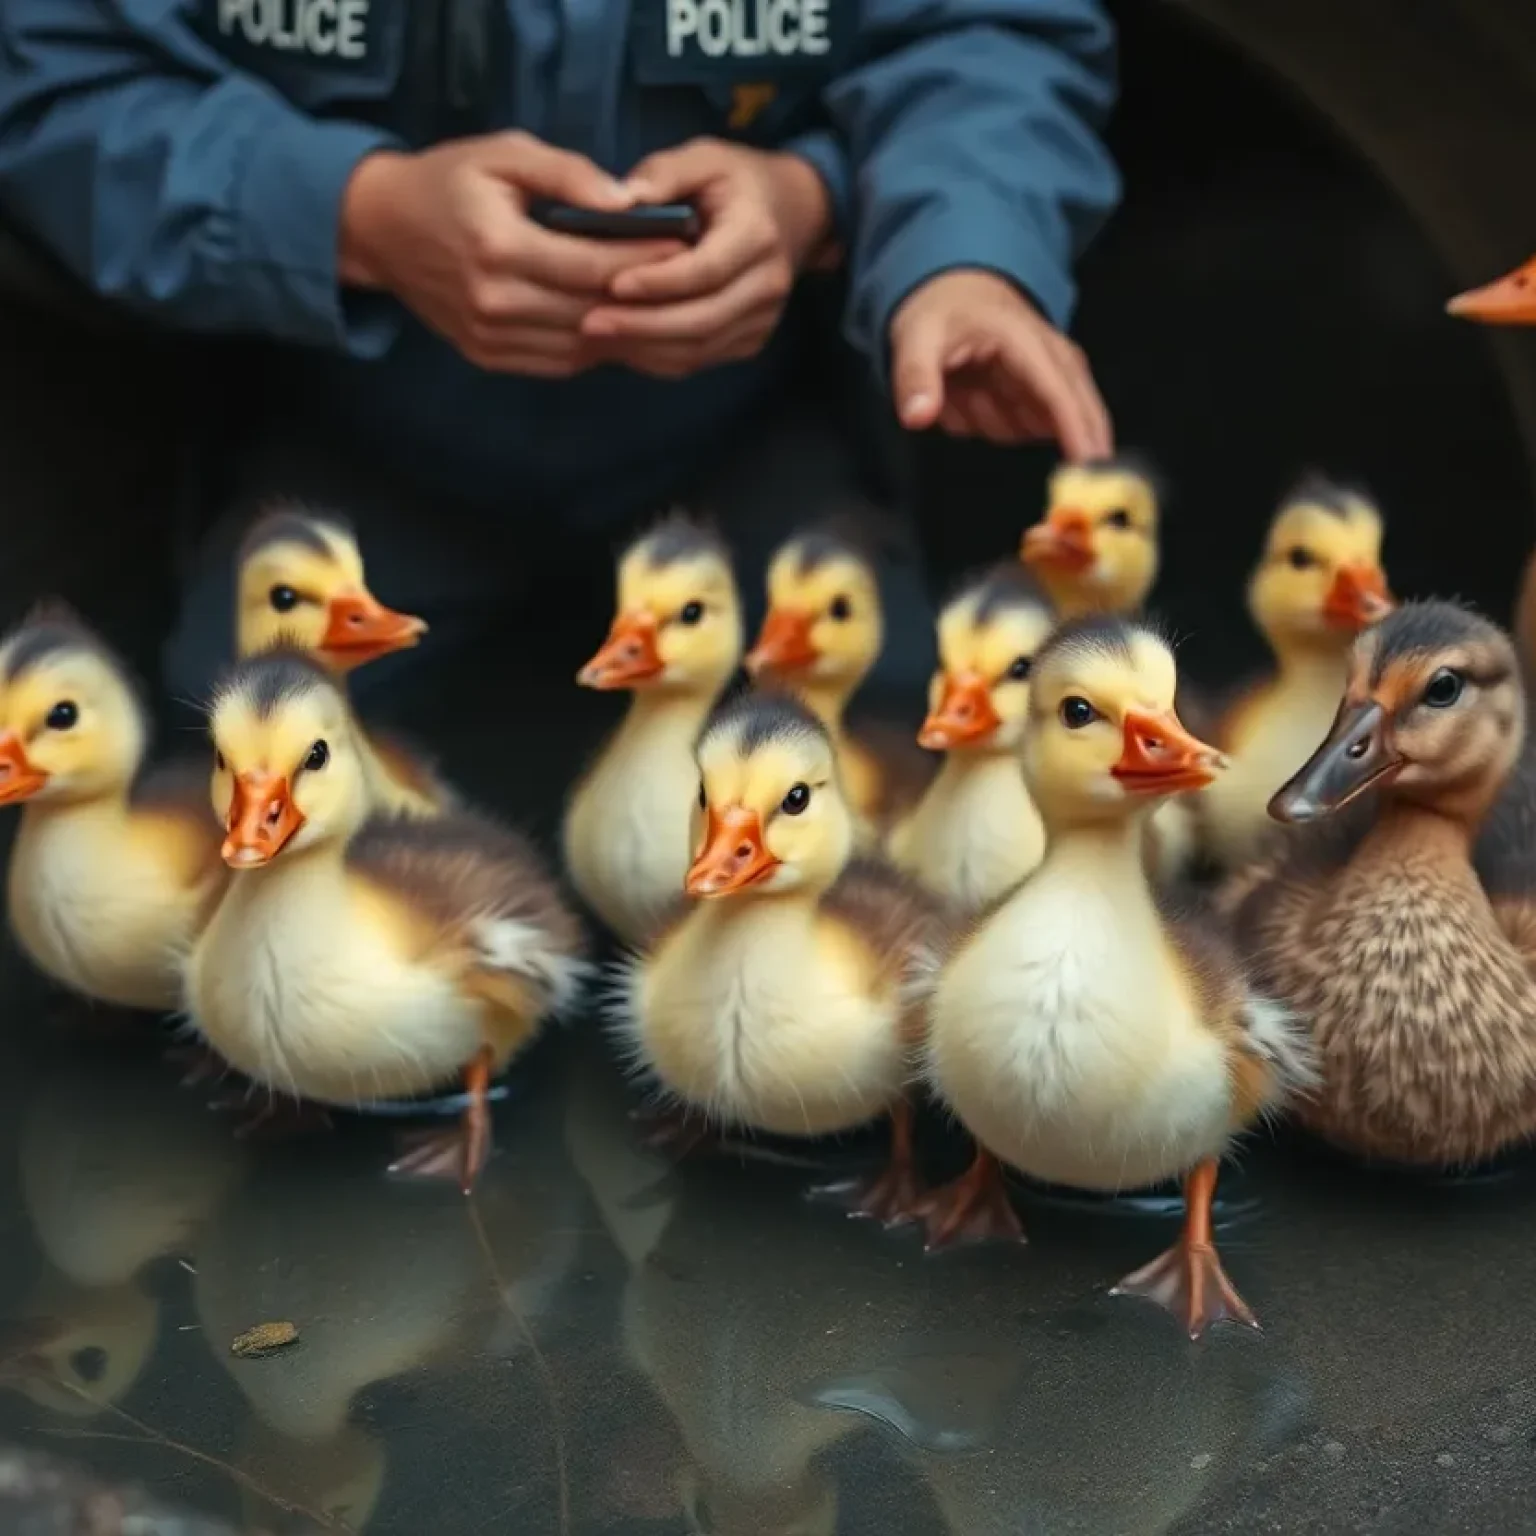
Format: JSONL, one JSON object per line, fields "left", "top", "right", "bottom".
{"left": 610, "top": 691, "right": 949, "bottom": 1221}
{"left": 185, "top": 648, "right": 586, "bottom": 1190}
{"left": 1200, "top": 478, "right": 1394, "bottom": 871}
{"left": 925, "top": 617, "right": 1315, "bottom": 1337}
{"left": 0, "top": 609, "right": 224, "bottom": 1012}
{"left": 1019, "top": 456, "right": 1160, "bottom": 619}
{"left": 745, "top": 526, "right": 932, "bottom": 832}
{"left": 565, "top": 516, "right": 743, "bottom": 945}
{"left": 1226, "top": 600, "right": 1536, "bottom": 1167}
{"left": 236, "top": 505, "right": 448, "bottom": 819}
{"left": 886, "top": 564, "right": 1052, "bottom": 913}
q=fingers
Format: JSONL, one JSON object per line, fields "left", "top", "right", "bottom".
{"left": 993, "top": 323, "right": 1111, "bottom": 461}
{"left": 607, "top": 313, "right": 778, "bottom": 378}
{"left": 481, "top": 132, "right": 633, "bottom": 210}
{"left": 609, "top": 195, "right": 774, "bottom": 302}
{"left": 503, "top": 229, "right": 684, "bottom": 296}
{"left": 622, "top": 140, "right": 724, "bottom": 205}
{"left": 581, "top": 259, "right": 789, "bottom": 341}
{"left": 891, "top": 309, "right": 950, "bottom": 430}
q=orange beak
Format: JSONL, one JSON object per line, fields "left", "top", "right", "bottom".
{"left": 918, "top": 672, "right": 1002, "bottom": 750}
{"left": 222, "top": 770, "right": 305, "bottom": 868}
{"left": 745, "top": 608, "right": 818, "bottom": 677}
{"left": 1322, "top": 563, "right": 1394, "bottom": 631}
{"left": 0, "top": 731, "right": 48, "bottom": 805}
{"left": 685, "top": 805, "right": 780, "bottom": 897}
{"left": 1446, "top": 256, "right": 1536, "bottom": 325}
{"left": 1021, "top": 508, "right": 1096, "bottom": 573}
{"left": 319, "top": 591, "right": 427, "bottom": 669}
{"left": 577, "top": 610, "right": 664, "bottom": 689}
{"left": 1112, "top": 707, "right": 1226, "bottom": 795}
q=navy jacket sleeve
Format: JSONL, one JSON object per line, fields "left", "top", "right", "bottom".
{"left": 825, "top": 0, "right": 1119, "bottom": 362}
{"left": 0, "top": 1, "right": 399, "bottom": 354}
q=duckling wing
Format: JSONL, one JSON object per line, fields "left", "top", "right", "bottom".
{"left": 347, "top": 811, "right": 588, "bottom": 1017}
{"left": 128, "top": 754, "right": 225, "bottom": 900}
{"left": 821, "top": 857, "right": 953, "bottom": 1044}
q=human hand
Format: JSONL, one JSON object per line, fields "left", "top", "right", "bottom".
{"left": 889, "top": 270, "right": 1113, "bottom": 459}
{"left": 577, "top": 140, "right": 833, "bottom": 379}
{"left": 338, "top": 133, "right": 686, "bottom": 376}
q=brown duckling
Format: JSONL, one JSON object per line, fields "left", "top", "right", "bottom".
{"left": 745, "top": 525, "right": 932, "bottom": 834}
{"left": 1200, "top": 478, "right": 1394, "bottom": 871}
{"left": 0, "top": 608, "right": 224, "bottom": 1012}
{"left": 886, "top": 564, "right": 1053, "bottom": 914}
{"left": 1225, "top": 600, "right": 1536, "bottom": 1167}
{"left": 925, "top": 617, "right": 1315, "bottom": 1337}
{"left": 609, "top": 691, "right": 949, "bottom": 1222}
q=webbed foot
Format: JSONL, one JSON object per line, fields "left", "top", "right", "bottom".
{"left": 915, "top": 1150, "right": 1025, "bottom": 1251}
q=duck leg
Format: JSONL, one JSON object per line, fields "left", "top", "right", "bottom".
{"left": 1110, "top": 1159, "right": 1258, "bottom": 1340}
{"left": 166, "top": 1040, "right": 231, "bottom": 1088}
{"left": 820, "top": 1101, "right": 926, "bottom": 1227}
{"left": 628, "top": 1100, "right": 717, "bottom": 1158}
{"left": 914, "top": 1148, "right": 1025, "bottom": 1250}
{"left": 389, "top": 1046, "right": 495, "bottom": 1195}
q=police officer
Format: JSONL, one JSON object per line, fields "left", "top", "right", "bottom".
{"left": 0, "top": 0, "right": 1119, "bottom": 699}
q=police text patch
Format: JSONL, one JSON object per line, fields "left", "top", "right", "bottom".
{"left": 632, "top": 0, "right": 854, "bottom": 83}
{"left": 217, "top": 0, "right": 371, "bottom": 59}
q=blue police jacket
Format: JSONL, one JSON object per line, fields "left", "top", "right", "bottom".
{"left": 0, "top": 0, "right": 1119, "bottom": 520}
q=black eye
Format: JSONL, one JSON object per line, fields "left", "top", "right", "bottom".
{"left": 698, "top": 781, "right": 706, "bottom": 809}
{"left": 69, "top": 1346, "right": 108, "bottom": 1384}
{"left": 829, "top": 595, "right": 852, "bottom": 622}
{"left": 781, "top": 783, "right": 810, "bottom": 815}
{"left": 1423, "top": 668, "right": 1464, "bottom": 709}
{"left": 269, "top": 585, "right": 300, "bottom": 613}
{"left": 215, "top": 751, "right": 226, "bottom": 772}
{"left": 1102, "top": 509, "right": 1132, "bottom": 529}
{"left": 1007, "top": 656, "right": 1033, "bottom": 682}
{"left": 679, "top": 601, "right": 704, "bottom": 626}
{"left": 45, "top": 701, "right": 78, "bottom": 731}
{"left": 304, "top": 740, "right": 329, "bottom": 771}
{"left": 1060, "top": 696, "right": 1097, "bottom": 729}
{"left": 1286, "top": 547, "right": 1318, "bottom": 570}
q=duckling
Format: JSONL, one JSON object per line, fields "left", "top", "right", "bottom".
{"left": 564, "top": 516, "right": 744, "bottom": 945}
{"left": 0, "top": 608, "right": 225, "bottom": 1012}
{"left": 236, "top": 505, "right": 448, "bottom": 819}
{"left": 745, "top": 525, "right": 932, "bottom": 832}
{"left": 886, "top": 564, "right": 1052, "bottom": 913}
{"left": 609, "top": 692, "right": 949, "bottom": 1221}
{"left": 185, "top": 649, "right": 586, "bottom": 1190}
{"left": 1200, "top": 478, "right": 1394, "bottom": 871}
{"left": 1225, "top": 600, "right": 1536, "bottom": 1168}
{"left": 925, "top": 617, "right": 1315, "bottom": 1337}
{"left": 1019, "top": 456, "right": 1160, "bottom": 619}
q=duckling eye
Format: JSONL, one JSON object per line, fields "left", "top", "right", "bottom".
{"left": 1422, "top": 668, "right": 1464, "bottom": 709}
{"left": 269, "top": 585, "right": 300, "bottom": 613}
{"left": 1102, "top": 509, "right": 1132, "bottom": 530}
{"left": 1060, "top": 696, "right": 1097, "bottom": 729}
{"left": 70, "top": 1346, "right": 107, "bottom": 1384}
{"left": 1286, "top": 547, "right": 1318, "bottom": 570}
{"left": 781, "top": 783, "right": 811, "bottom": 815}
{"left": 45, "top": 700, "right": 78, "bottom": 731}
{"left": 829, "top": 595, "right": 852, "bottom": 622}
{"left": 1007, "top": 656, "right": 1033, "bottom": 682}
{"left": 678, "top": 600, "right": 705, "bottom": 626}
{"left": 304, "top": 739, "right": 329, "bottom": 772}
{"left": 697, "top": 781, "right": 706, "bottom": 810}
{"left": 215, "top": 751, "right": 226, "bottom": 772}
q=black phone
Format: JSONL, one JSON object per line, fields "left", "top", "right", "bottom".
{"left": 533, "top": 202, "right": 701, "bottom": 243}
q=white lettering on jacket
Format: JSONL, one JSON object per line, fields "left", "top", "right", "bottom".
{"left": 666, "top": 0, "right": 829, "bottom": 59}
{"left": 218, "top": 0, "right": 369, "bottom": 60}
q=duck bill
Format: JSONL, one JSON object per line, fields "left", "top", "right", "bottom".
{"left": 222, "top": 771, "right": 305, "bottom": 868}
{"left": 577, "top": 611, "right": 664, "bottom": 689}
{"left": 1112, "top": 707, "right": 1227, "bottom": 795}
{"left": 1020, "top": 510, "right": 1095, "bottom": 574}
{"left": 918, "top": 673, "right": 1002, "bottom": 750}
{"left": 319, "top": 592, "right": 428, "bottom": 669}
{"left": 1269, "top": 700, "right": 1400, "bottom": 823}
{"left": 685, "top": 806, "right": 780, "bottom": 897}
{"left": 0, "top": 731, "right": 48, "bottom": 805}
{"left": 745, "top": 608, "right": 818, "bottom": 677}
{"left": 1323, "top": 563, "right": 1394, "bottom": 631}
{"left": 1446, "top": 258, "right": 1536, "bottom": 325}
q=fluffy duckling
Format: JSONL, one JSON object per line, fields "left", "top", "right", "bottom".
{"left": 925, "top": 617, "right": 1315, "bottom": 1337}
{"left": 0, "top": 609, "right": 224, "bottom": 1012}
{"left": 236, "top": 506, "right": 448, "bottom": 819}
{"left": 185, "top": 649, "right": 585, "bottom": 1190}
{"left": 565, "top": 516, "right": 744, "bottom": 945}
{"left": 745, "top": 525, "right": 932, "bottom": 831}
{"left": 1226, "top": 601, "right": 1536, "bottom": 1167}
{"left": 610, "top": 692, "right": 949, "bottom": 1221}
{"left": 886, "top": 564, "right": 1053, "bottom": 913}
{"left": 1019, "top": 456, "right": 1160, "bottom": 619}
{"left": 1200, "top": 478, "right": 1394, "bottom": 871}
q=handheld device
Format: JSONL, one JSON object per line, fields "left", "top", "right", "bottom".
{"left": 533, "top": 202, "right": 702, "bottom": 243}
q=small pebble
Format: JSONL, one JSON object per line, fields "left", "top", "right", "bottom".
{"left": 1189, "top": 1453, "right": 1213, "bottom": 1471}
{"left": 1322, "top": 1440, "right": 1346, "bottom": 1460}
{"left": 229, "top": 1321, "right": 299, "bottom": 1359}
{"left": 1436, "top": 1453, "right": 1456, "bottom": 1468}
